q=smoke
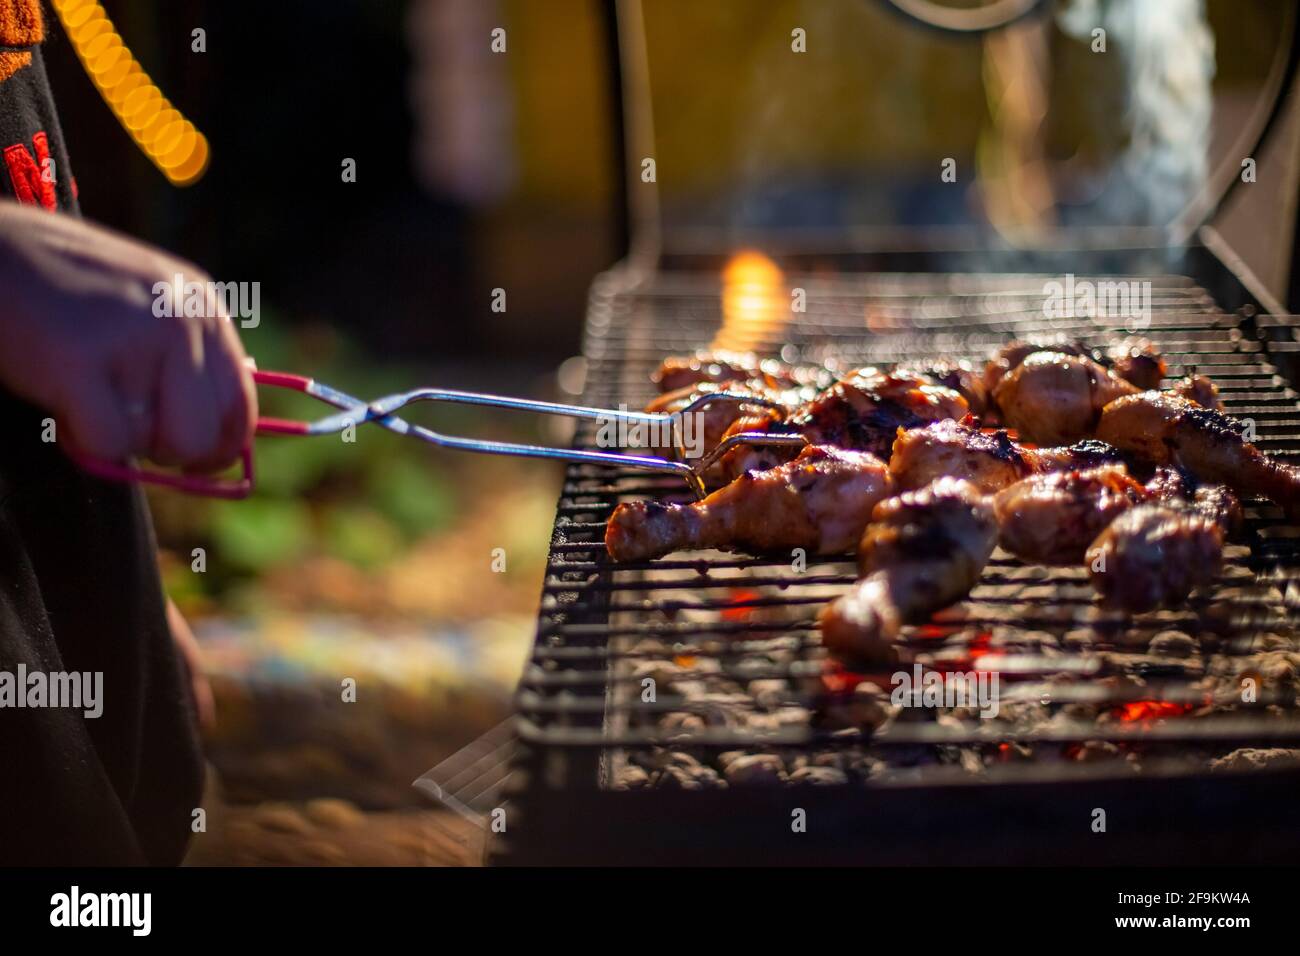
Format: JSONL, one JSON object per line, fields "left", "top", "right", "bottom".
{"left": 1058, "top": 0, "right": 1217, "bottom": 229}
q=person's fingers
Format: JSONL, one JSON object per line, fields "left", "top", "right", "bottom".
{"left": 151, "top": 318, "right": 222, "bottom": 469}
{"left": 190, "top": 317, "right": 252, "bottom": 471}
{"left": 56, "top": 369, "right": 133, "bottom": 463}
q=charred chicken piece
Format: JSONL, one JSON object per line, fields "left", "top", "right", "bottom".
{"left": 719, "top": 368, "right": 969, "bottom": 477}
{"left": 983, "top": 337, "right": 1166, "bottom": 396}
{"left": 652, "top": 350, "right": 830, "bottom": 393}
{"left": 1143, "top": 465, "right": 1243, "bottom": 533}
{"left": 889, "top": 419, "right": 1123, "bottom": 494}
{"left": 1097, "top": 391, "right": 1300, "bottom": 520}
{"left": 993, "top": 350, "right": 1139, "bottom": 445}
{"left": 898, "top": 360, "right": 990, "bottom": 416}
{"left": 605, "top": 445, "right": 893, "bottom": 562}
{"left": 1102, "top": 336, "right": 1168, "bottom": 391}
{"left": 1087, "top": 505, "right": 1223, "bottom": 613}
{"left": 993, "top": 464, "right": 1148, "bottom": 564}
{"left": 820, "top": 479, "right": 998, "bottom": 665}
{"left": 1170, "top": 372, "right": 1224, "bottom": 411}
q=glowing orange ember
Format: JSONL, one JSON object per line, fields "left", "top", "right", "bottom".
{"left": 1113, "top": 700, "right": 1194, "bottom": 722}
{"left": 721, "top": 588, "right": 762, "bottom": 621}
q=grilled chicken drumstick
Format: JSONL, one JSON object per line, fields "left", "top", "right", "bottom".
{"left": 820, "top": 479, "right": 998, "bottom": 665}
{"left": 1096, "top": 391, "right": 1300, "bottom": 519}
{"left": 1087, "top": 505, "right": 1223, "bottom": 612}
{"left": 992, "top": 464, "right": 1148, "bottom": 564}
{"left": 984, "top": 337, "right": 1166, "bottom": 395}
{"left": 1087, "top": 468, "right": 1241, "bottom": 612}
{"left": 719, "top": 368, "right": 969, "bottom": 477}
{"left": 993, "top": 351, "right": 1140, "bottom": 445}
{"left": 605, "top": 445, "right": 893, "bottom": 562}
{"left": 889, "top": 418, "right": 1123, "bottom": 494}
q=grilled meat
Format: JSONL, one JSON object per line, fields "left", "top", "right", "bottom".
{"left": 605, "top": 445, "right": 893, "bottom": 562}
{"left": 1143, "top": 465, "right": 1243, "bottom": 533}
{"left": 1103, "top": 336, "right": 1167, "bottom": 390}
{"left": 1169, "top": 372, "right": 1224, "bottom": 411}
{"left": 993, "top": 350, "right": 1139, "bottom": 445}
{"left": 992, "top": 464, "right": 1148, "bottom": 564}
{"left": 889, "top": 418, "right": 1123, "bottom": 494}
{"left": 983, "top": 337, "right": 1166, "bottom": 396}
{"left": 1088, "top": 505, "right": 1223, "bottom": 612}
{"left": 899, "top": 360, "right": 990, "bottom": 416}
{"left": 644, "top": 378, "right": 810, "bottom": 464}
{"left": 1096, "top": 391, "right": 1300, "bottom": 520}
{"left": 653, "top": 350, "right": 830, "bottom": 393}
{"left": 820, "top": 479, "right": 998, "bottom": 665}
{"left": 719, "top": 368, "right": 969, "bottom": 477}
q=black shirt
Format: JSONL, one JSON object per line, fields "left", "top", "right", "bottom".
{"left": 0, "top": 3, "right": 203, "bottom": 865}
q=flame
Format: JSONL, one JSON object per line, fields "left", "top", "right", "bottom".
{"left": 713, "top": 251, "right": 786, "bottom": 353}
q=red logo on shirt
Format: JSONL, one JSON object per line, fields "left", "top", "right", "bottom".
{"left": 4, "top": 130, "right": 57, "bottom": 210}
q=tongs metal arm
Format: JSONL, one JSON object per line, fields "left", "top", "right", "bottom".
{"left": 307, "top": 388, "right": 803, "bottom": 499}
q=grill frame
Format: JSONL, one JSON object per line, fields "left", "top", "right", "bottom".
{"left": 490, "top": 242, "right": 1300, "bottom": 865}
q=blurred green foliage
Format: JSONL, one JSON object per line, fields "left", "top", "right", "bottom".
{"left": 153, "top": 311, "right": 517, "bottom": 605}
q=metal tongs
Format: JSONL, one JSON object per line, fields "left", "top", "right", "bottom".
{"left": 75, "top": 370, "right": 807, "bottom": 500}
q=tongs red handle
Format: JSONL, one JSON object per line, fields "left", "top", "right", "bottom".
{"left": 72, "top": 370, "right": 327, "bottom": 500}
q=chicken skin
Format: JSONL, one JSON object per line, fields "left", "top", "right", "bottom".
{"left": 719, "top": 368, "right": 969, "bottom": 477}
{"left": 605, "top": 445, "right": 893, "bottom": 562}
{"left": 652, "top": 350, "right": 830, "bottom": 393}
{"left": 899, "top": 360, "right": 990, "bottom": 416}
{"left": 820, "top": 479, "right": 998, "bottom": 665}
{"left": 993, "top": 465, "right": 1148, "bottom": 564}
{"left": 889, "top": 418, "right": 1123, "bottom": 494}
{"left": 1096, "top": 392, "right": 1300, "bottom": 520}
{"left": 1088, "top": 505, "right": 1224, "bottom": 612}
{"left": 993, "top": 351, "right": 1139, "bottom": 445}
{"left": 983, "top": 337, "right": 1166, "bottom": 397}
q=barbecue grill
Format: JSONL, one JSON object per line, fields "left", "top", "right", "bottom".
{"left": 438, "top": 1, "right": 1300, "bottom": 864}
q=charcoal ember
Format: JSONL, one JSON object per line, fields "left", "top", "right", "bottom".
{"left": 1071, "top": 740, "right": 1125, "bottom": 763}
{"left": 1063, "top": 628, "right": 1100, "bottom": 650}
{"left": 958, "top": 749, "right": 985, "bottom": 775}
{"left": 1258, "top": 633, "right": 1298, "bottom": 651}
{"left": 723, "top": 753, "right": 787, "bottom": 786}
{"left": 989, "top": 701, "right": 1052, "bottom": 732}
{"left": 789, "top": 765, "right": 848, "bottom": 785}
{"left": 632, "top": 660, "right": 689, "bottom": 687}
{"left": 991, "top": 629, "right": 1060, "bottom": 653}
{"left": 658, "top": 712, "right": 707, "bottom": 735}
{"left": 691, "top": 693, "right": 756, "bottom": 727}
{"left": 790, "top": 751, "right": 851, "bottom": 772}
{"left": 652, "top": 763, "right": 724, "bottom": 789}
{"left": 628, "top": 638, "right": 672, "bottom": 657}
{"left": 1209, "top": 748, "right": 1300, "bottom": 773}
{"left": 770, "top": 706, "right": 811, "bottom": 728}
{"left": 1147, "top": 630, "right": 1198, "bottom": 658}
{"left": 717, "top": 750, "right": 747, "bottom": 768}
{"left": 747, "top": 679, "right": 789, "bottom": 709}
{"left": 823, "top": 681, "right": 898, "bottom": 731}
{"left": 614, "top": 765, "right": 651, "bottom": 789}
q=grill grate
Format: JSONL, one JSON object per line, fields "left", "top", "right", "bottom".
{"left": 515, "top": 269, "right": 1300, "bottom": 793}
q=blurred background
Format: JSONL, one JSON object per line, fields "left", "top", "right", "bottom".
{"left": 38, "top": 0, "right": 1299, "bottom": 863}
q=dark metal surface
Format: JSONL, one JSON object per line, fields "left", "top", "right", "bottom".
{"left": 492, "top": 249, "right": 1300, "bottom": 865}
